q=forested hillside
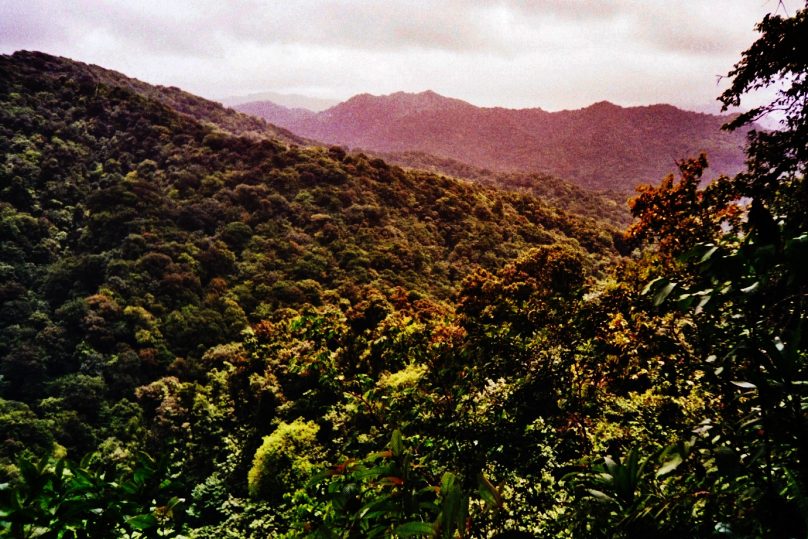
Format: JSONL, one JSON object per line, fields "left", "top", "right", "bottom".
{"left": 235, "top": 90, "right": 752, "bottom": 193}
{"left": 7, "top": 51, "right": 309, "bottom": 145}
{"left": 232, "top": 103, "right": 633, "bottom": 228}
{"left": 0, "top": 49, "right": 615, "bottom": 537}
{"left": 375, "top": 151, "right": 632, "bottom": 228}
{"left": 0, "top": 4, "right": 806, "bottom": 538}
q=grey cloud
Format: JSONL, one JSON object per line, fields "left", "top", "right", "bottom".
{"left": 1, "top": 0, "right": 226, "bottom": 57}
{"left": 0, "top": 0, "right": 786, "bottom": 111}
{"left": 218, "top": 1, "right": 522, "bottom": 54}
{"left": 630, "top": 1, "right": 766, "bottom": 56}
{"left": 66, "top": 0, "right": 227, "bottom": 57}
{"left": 0, "top": 1, "right": 69, "bottom": 49}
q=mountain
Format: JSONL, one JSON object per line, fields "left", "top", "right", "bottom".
{"left": 236, "top": 90, "right": 752, "bottom": 192}
{"left": 0, "top": 48, "right": 618, "bottom": 473}
{"left": 4, "top": 51, "right": 307, "bottom": 145}
{"left": 220, "top": 91, "right": 339, "bottom": 111}
{"left": 235, "top": 99, "right": 318, "bottom": 127}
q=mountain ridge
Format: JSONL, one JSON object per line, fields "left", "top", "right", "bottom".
{"left": 7, "top": 50, "right": 309, "bottom": 146}
{"left": 237, "top": 90, "right": 752, "bottom": 192}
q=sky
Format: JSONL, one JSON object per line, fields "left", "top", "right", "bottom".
{"left": 0, "top": 0, "right": 796, "bottom": 112}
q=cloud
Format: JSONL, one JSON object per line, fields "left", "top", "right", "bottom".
{"left": 0, "top": 0, "right": 792, "bottom": 111}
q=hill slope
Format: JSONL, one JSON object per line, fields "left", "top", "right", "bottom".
{"left": 0, "top": 49, "right": 617, "bottom": 460}
{"left": 377, "top": 150, "right": 632, "bottom": 228}
{"left": 237, "top": 90, "right": 751, "bottom": 192}
{"left": 7, "top": 50, "right": 308, "bottom": 145}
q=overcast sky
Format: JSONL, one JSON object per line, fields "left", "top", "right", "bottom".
{"left": 0, "top": 0, "right": 795, "bottom": 112}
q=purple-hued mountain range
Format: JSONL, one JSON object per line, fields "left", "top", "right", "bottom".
{"left": 235, "top": 90, "right": 751, "bottom": 192}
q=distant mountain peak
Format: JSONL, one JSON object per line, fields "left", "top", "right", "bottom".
{"left": 236, "top": 89, "right": 751, "bottom": 192}
{"left": 396, "top": 89, "right": 463, "bottom": 101}
{"left": 332, "top": 90, "right": 470, "bottom": 114}
{"left": 582, "top": 100, "right": 623, "bottom": 112}
{"left": 219, "top": 91, "right": 338, "bottom": 111}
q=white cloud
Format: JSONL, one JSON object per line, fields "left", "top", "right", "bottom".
{"left": 0, "top": 0, "right": 794, "bottom": 111}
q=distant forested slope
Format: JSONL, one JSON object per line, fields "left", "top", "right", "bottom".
{"left": 238, "top": 90, "right": 751, "bottom": 193}
{"left": 378, "top": 150, "right": 632, "bottom": 228}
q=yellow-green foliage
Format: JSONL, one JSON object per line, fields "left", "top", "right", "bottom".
{"left": 248, "top": 418, "right": 321, "bottom": 499}
{"left": 377, "top": 362, "right": 427, "bottom": 391}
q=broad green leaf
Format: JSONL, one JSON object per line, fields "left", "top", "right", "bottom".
{"left": 439, "top": 472, "right": 467, "bottom": 536}
{"left": 391, "top": 430, "right": 403, "bottom": 457}
{"left": 653, "top": 281, "right": 677, "bottom": 306}
{"left": 126, "top": 513, "right": 157, "bottom": 530}
{"left": 641, "top": 277, "right": 664, "bottom": 296}
{"left": 356, "top": 465, "right": 391, "bottom": 480}
{"left": 603, "top": 456, "right": 618, "bottom": 476}
{"left": 440, "top": 472, "right": 456, "bottom": 494}
{"left": 695, "top": 293, "right": 712, "bottom": 313}
{"left": 477, "top": 473, "right": 502, "bottom": 509}
{"left": 656, "top": 453, "right": 683, "bottom": 477}
{"left": 698, "top": 245, "right": 718, "bottom": 263}
{"left": 586, "top": 489, "right": 616, "bottom": 504}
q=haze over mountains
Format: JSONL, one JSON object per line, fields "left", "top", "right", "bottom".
{"left": 235, "top": 90, "right": 751, "bottom": 193}
{"left": 220, "top": 91, "right": 339, "bottom": 111}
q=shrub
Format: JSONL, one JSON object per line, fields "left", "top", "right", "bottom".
{"left": 247, "top": 418, "right": 321, "bottom": 499}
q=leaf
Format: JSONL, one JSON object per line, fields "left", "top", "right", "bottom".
{"left": 477, "top": 473, "right": 502, "bottom": 509}
{"left": 653, "top": 281, "right": 677, "bottom": 306}
{"left": 355, "top": 465, "right": 390, "bottom": 480}
{"left": 380, "top": 476, "right": 404, "bottom": 486}
{"left": 656, "top": 453, "right": 683, "bottom": 477}
{"left": 390, "top": 430, "right": 403, "bottom": 457}
{"left": 679, "top": 243, "right": 716, "bottom": 264}
{"left": 440, "top": 472, "right": 456, "bottom": 494}
{"left": 126, "top": 513, "right": 158, "bottom": 530}
{"left": 654, "top": 283, "right": 676, "bottom": 307}
{"left": 698, "top": 245, "right": 718, "bottom": 263}
{"left": 676, "top": 293, "right": 695, "bottom": 309}
{"left": 740, "top": 281, "right": 759, "bottom": 294}
{"left": 367, "top": 451, "right": 393, "bottom": 461}
{"left": 394, "top": 521, "right": 435, "bottom": 537}
{"left": 54, "top": 459, "right": 66, "bottom": 482}
{"left": 694, "top": 293, "right": 712, "bottom": 313}
{"left": 586, "top": 489, "right": 617, "bottom": 504}
{"left": 641, "top": 277, "right": 664, "bottom": 296}
{"left": 603, "top": 456, "right": 618, "bottom": 476}
{"left": 439, "top": 472, "right": 466, "bottom": 535}
{"left": 18, "top": 458, "right": 39, "bottom": 486}
{"left": 740, "top": 417, "right": 763, "bottom": 429}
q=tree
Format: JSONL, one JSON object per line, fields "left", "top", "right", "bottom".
{"left": 605, "top": 3, "right": 808, "bottom": 536}
{"left": 719, "top": 1, "right": 808, "bottom": 226}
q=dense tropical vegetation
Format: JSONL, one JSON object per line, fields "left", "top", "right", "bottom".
{"left": 0, "top": 3, "right": 806, "bottom": 537}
